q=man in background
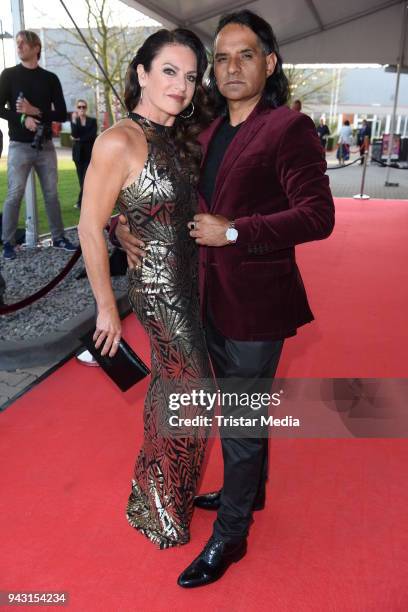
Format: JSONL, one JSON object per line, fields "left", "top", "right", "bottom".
{"left": 291, "top": 98, "right": 302, "bottom": 112}
{"left": 0, "top": 30, "right": 76, "bottom": 260}
{"left": 317, "top": 117, "right": 330, "bottom": 155}
{"left": 357, "top": 119, "right": 371, "bottom": 164}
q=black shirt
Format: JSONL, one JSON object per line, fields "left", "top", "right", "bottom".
{"left": 70, "top": 117, "right": 97, "bottom": 143}
{"left": 199, "top": 118, "right": 243, "bottom": 209}
{"left": 317, "top": 124, "right": 330, "bottom": 142}
{"left": 0, "top": 63, "right": 67, "bottom": 143}
{"left": 71, "top": 117, "right": 97, "bottom": 164}
{"left": 357, "top": 124, "right": 371, "bottom": 145}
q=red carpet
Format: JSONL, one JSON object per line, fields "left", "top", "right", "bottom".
{"left": 1, "top": 198, "right": 408, "bottom": 611}
{"left": 282, "top": 198, "right": 408, "bottom": 377}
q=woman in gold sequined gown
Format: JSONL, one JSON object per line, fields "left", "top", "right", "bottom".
{"left": 78, "top": 30, "right": 214, "bottom": 548}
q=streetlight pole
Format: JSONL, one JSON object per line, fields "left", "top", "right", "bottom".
{"left": 0, "top": 19, "right": 13, "bottom": 70}
{"left": 10, "top": 0, "right": 39, "bottom": 247}
{"left": 385, "top": 2, "right": 408, "bottom": 187}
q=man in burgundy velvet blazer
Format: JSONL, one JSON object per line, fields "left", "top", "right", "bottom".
{"left": 195, "top": 101, "right": 333, "bottom": 342}
{"left": 178, "top": 11, "right": 334, "bottom": 588}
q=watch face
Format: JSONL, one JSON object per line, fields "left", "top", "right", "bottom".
{"left": 226, "top": 227, "right": 238, "bottom": 242}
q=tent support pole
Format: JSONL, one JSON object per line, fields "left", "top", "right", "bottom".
{"left": 385, "top": 2, "right": 408, "bottom": 187}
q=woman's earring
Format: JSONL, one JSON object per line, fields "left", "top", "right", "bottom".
{"left": 140, "top": 87, "right": 144, "bottom": 102}
{"left": 180, "top": 101, "right": 194, "bottom": 119}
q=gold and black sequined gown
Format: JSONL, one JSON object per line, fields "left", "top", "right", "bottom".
{"left": 116, "top": 116, "right": 213, "bottom": 549}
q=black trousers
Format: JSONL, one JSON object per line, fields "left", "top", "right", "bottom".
{"left": 74, "top": 158, "right": 91, "bottom": 208}
{"left": 204, "top": 312, "right": 283, "bottom": 543}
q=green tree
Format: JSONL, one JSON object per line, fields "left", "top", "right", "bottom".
{"left": 285, "top": 66, "right": 337, "bottom": 109}
{"left": 48, "top": 0, "right": 158, "bottom": 126}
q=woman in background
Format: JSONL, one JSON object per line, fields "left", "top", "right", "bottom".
{"left": 70, "top": 99, "right": 97, "bottom": 208}
{"left": 337, "top": 119, "right": 353, "bottom": 165}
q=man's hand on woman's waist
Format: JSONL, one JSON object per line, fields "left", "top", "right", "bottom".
{"left": 115, "top": 214, "right": 146, "bottom": 268}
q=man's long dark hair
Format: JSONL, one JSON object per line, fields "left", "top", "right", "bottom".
{"left": 125, "top": 28, "right": 214, "bottom": 180}
{"left": 207, "top": 10, "right": 289, "bottom": 113}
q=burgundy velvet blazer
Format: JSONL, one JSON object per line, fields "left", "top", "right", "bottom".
{"left": 197, "top": 101, "right": 335, "bottom": 341}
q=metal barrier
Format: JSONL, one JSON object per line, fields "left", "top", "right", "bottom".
{"left": 353, "top": 150, "right": 370, "bottom": 200}
{"left": 326, "top": 149, "right": 407, "bottom": 201}
{"left": 371, "top": 158, "right": 407, "bottom": 169}
{"left": 0, "top": 247, "right": 82, "bottom": 315}
{"left": 326, "top": 155, "right": 364, "bottom": 170}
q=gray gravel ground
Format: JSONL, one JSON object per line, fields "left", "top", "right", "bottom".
{"left": 1, "top": 229, "right": 127, "bottom": 341}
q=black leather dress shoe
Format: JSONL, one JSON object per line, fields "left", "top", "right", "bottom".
{"left": 194, "top": 489, "right": 265, "bottom": 511}
{"left": 177, "top": 536, "right": 247, "bottom": 588}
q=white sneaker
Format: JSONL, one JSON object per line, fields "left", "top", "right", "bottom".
{"left": 76, "top": 349, "right": 99, "bottom": 367}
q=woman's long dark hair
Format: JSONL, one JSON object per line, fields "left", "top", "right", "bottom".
{"left": 125, "top": 28, "right": 214, "bottom": 180}
{"left": 207, "top": 10, "right": 289, "bottom": 114}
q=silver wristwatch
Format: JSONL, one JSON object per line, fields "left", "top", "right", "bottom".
{"left": 225, "top": 220, "right": 238, "bottom": 244}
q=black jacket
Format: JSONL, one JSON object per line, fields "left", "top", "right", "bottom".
{"left": 71, "top": 116, "right": 97, "bottom": 164}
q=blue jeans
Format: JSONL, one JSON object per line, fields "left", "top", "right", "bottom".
{"left": 1, "top": 140, "right": 65, "bottom": 244}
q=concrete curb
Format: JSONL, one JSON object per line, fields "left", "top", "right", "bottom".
{"left": 0, "top": 290, "right": 131, "bottom": 371}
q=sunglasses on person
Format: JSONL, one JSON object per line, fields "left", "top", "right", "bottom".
{"left": 77, "top": 105, "right": 87, "bottom": 109}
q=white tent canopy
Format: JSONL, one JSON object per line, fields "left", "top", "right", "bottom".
{"left": 121, "top": 0, "right": 407, "bottom": 65}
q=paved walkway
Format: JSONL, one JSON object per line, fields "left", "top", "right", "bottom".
{"left": 0, "top": 365, "right": 52, "bottom": 409}
{"left": 326, "top": 151, "right": 407, "bottom": 200}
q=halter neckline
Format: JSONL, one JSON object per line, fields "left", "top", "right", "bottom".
{"left": 127, "top": 112, "right": 173, "bottom": 136}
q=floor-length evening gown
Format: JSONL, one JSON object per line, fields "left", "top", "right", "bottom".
{"left": 116, "top": 114, "right": 213, "bottom": 549}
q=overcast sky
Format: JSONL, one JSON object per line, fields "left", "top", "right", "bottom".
{"left": 1, "top": 0, "right": 160, "bottom": 32}
{"left": 0, "top": 0, "right": 161, "bottom": 67}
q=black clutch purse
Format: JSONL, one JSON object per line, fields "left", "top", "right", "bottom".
{"left": 80, "top": 329, "right": 150, "bottom": 392}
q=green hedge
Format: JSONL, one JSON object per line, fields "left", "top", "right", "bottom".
{"left": 60, "top": 132, "right": 72, "bottom": 148}
{"left": 326, "top": 136, "right": 335, "bottom": 151}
